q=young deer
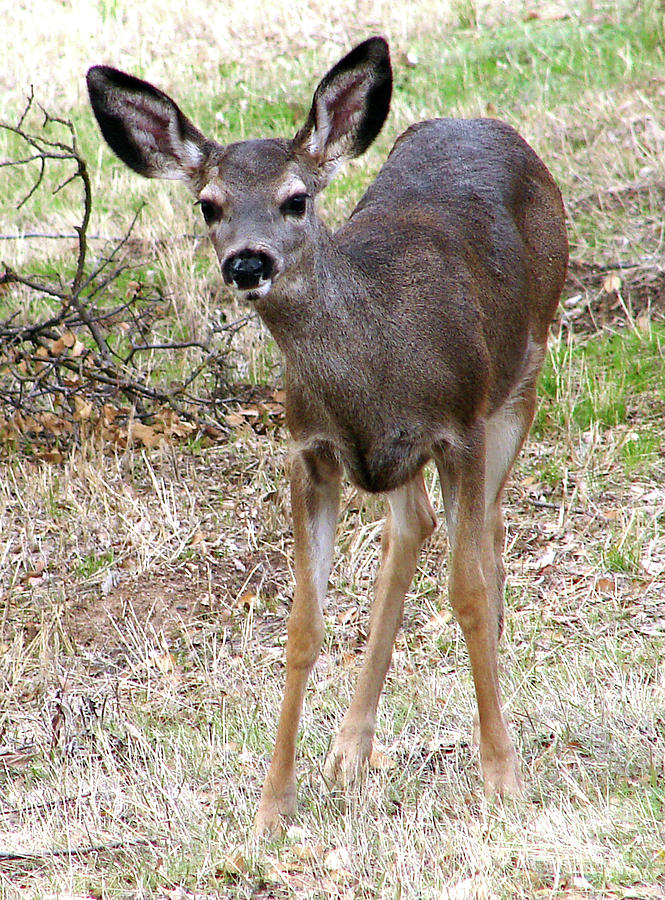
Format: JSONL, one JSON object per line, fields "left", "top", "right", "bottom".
{"left": 87, "top": 37, "right": 568, "bottom": 835}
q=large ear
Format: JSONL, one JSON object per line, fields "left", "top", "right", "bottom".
{"left": 86, "top": 66, "right": 209, "bottom": 182}
{"left": 292, "top": 36, "right": 392, "bottom": 189}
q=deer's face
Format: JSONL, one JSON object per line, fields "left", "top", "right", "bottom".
{"left": 195, "top": 140, "right": 316, "bottom": 301}
{"left": 87, "top": 39, "right": 391, "bottom": 306}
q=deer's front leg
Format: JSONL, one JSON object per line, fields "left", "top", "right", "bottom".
{"left": 324, "top": 470, "right": 436, "bottom": 787}
{"left": 254, "top": 450, "right": 341, "bottom": 837}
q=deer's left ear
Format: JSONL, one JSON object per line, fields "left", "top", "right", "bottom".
{"left": 87, "top": 66, "right": 210, "bottom": 182}
{"left": 292, "top": 37, "right": 392, "bottom": 190}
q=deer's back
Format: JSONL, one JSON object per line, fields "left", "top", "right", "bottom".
{"left": 335, "top": 117, "right": 567, "bottom": 409}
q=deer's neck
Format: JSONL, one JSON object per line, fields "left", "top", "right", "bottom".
{"left": 252, "top": 224, "right": 374, "bottom": 367}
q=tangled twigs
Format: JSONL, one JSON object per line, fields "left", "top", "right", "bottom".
{"left": 0, "top": 94, "right": 242, "bottom": 455}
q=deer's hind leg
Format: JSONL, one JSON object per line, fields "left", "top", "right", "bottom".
{"left": 435, "top": 423, "right": 522, "bottom": 799}
{"left": 324, "top": 469, "right": 436, "bottom": 787}
{"left": 435, "top": 347, "right": 543, "bottom": 798}
{"left": 483, "top": 343, "right": 543, "bottom": 642}
{"left": 482, "top": 396, "right": 535, "bottom": 642}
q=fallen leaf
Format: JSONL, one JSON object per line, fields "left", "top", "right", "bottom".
{"left": 49, "top": 331, "right": 77, "bottom": 355}
{"left": 73, "top": 396, "right": 93, "bottom": 421}
{"left": 129, "top": 421, "right": 163, "bottom": 448}
{"left": 324, "top": 847, "right": 352, "bottom": 873}
{"left": 0, "top": 744, "right": 39, "bottom": 769}
{"left": 337, "top": 607, "right": 359, "bottom": 625}
{"left": 536, "top": 548, "right": 556, "bottom": 571}
{"left": 100, "top": 570, "right": 118, "bottom": 596}
{"left": 148, "top": 650, "right": 176, "bottom": 676}
{"left": 424, "top": 610, "right": 453, "bottom": 632}
{"left": 102, "top": 404, "right": 119, "bottom": 424}
{"left": 36, "top": 448, "right": 64, "bottom": 463}
{"left": 70, "top": 337, "right": 86, "bottom": 357}
{"left": 216, "top": 846, "right": 247, "bottom": 876}
{"left": 237, "top": 406, "right": 260, "bottom": 418}
{"left": 23, "top": 561, "right": 46, "bottom": 582}
{"left": 602, "top": 273, "right": 622, "bottom": 293}
{"left": 636, "top": 309, "right": 651, "bottom": 332}
{"left": 621, "top": 884, "right": 665, "bottom": 898}
{"left": 369, "top": 746, "right": 397, "bottom": 771}
{"left": 236, "top": 590, "right": 256, "bottom": 611}
{"left": 603, "top": 508, "right": 621, "bottom": 521}
{"left": 596, "top": 576, "right": 615, "bottom": 593}
{"left": 323, "top": 854, "right": 354, "bottom": 885}
{"left": 289, "top": 842, "right": 317, "bottom": 862}
{"left": 49, "top": 337, "right": 67, "bottom": 356}
{"left": 439, "top": 876, "right": 491, "bottom": 900}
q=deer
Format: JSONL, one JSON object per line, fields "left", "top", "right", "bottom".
{"left": 87, "top": 36, "right": 568, "bottom": 836}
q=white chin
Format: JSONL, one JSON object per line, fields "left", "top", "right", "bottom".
{"left": 242, "top": 280, "right": 272, "bottom": 301}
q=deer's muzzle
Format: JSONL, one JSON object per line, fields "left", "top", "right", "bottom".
{"left": 222, "top": 250, "right": 275, "bottom": 291}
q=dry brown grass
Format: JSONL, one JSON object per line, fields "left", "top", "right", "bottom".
{"left": 2, "top": 411, "right": 664, "bottom": 897}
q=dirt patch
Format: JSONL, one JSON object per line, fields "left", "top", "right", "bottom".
{"left": 53, "top": 543, "right": 292, "bottom": 651}
{"left": 562, "top": 259, "right": 665, "bottom": 334}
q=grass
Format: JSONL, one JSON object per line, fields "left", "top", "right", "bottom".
{"left": 396, "top": 9, "right": 665, "bottom": 117}
{"left": 1, "top": 0, "right": 665, "bottom": 898}
{"left": 535, "top": 322, "right": 665, "bottom": 447}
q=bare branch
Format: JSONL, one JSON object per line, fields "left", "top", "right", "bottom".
{"left": 0, "top": 838, "right": 156, "bottom": 863}
{"left": 0, "top": 92, "right": 246, "bottom": 451}
{"left": 16, "top": 86, "right": 35, "bottom": 130}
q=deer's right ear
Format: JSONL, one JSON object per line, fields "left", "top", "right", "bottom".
{"left": 292, "top": 37, "right": 392, "bottom": 190}
{"left": 86, "top": 66, "right": 208, "bottom": 182}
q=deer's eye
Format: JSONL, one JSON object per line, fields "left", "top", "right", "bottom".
{"left": 280, "top": 193, "right": 308, "bottom": 217}
{"left": 197, "top": 199, "right": 221, "bottom": 225}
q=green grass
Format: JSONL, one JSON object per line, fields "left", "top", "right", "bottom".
{"left": 74, "top": 549, "right": 115, "bottom": 578}
{"left": 421, "top": 8, "right": 665, "bottom": 112}
{"left": 6, "top": 1, "right": 664, "bottom": 249}
{"left": 4, "top": 1, "right": 664, "bottom": 398}
{"left": 621, "top": 430, "right": 661, "bottom": 475}
{"left": 535, "top": 323, "right": 665, "bottom": 461}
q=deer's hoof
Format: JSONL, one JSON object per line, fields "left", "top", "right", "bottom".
{"left": 323, "top": 727, "right": 373, "bottom": 788}
{"left": 253, "top": 783, "right": 296, "bottom": 838}
{"left": 481, "top": 745, "right": 524, "bottom": 800}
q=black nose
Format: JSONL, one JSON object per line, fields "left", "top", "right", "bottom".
{"left": 222, "top": 251, "right": 274, "bottom": 290}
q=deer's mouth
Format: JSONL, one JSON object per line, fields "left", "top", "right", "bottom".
{"left": 244, "top": 280, "right": 273, "bottom": 301}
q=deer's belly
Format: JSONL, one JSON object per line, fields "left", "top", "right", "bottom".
{"left": 341, "top": 434, "right": 432, "bottom": 494}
